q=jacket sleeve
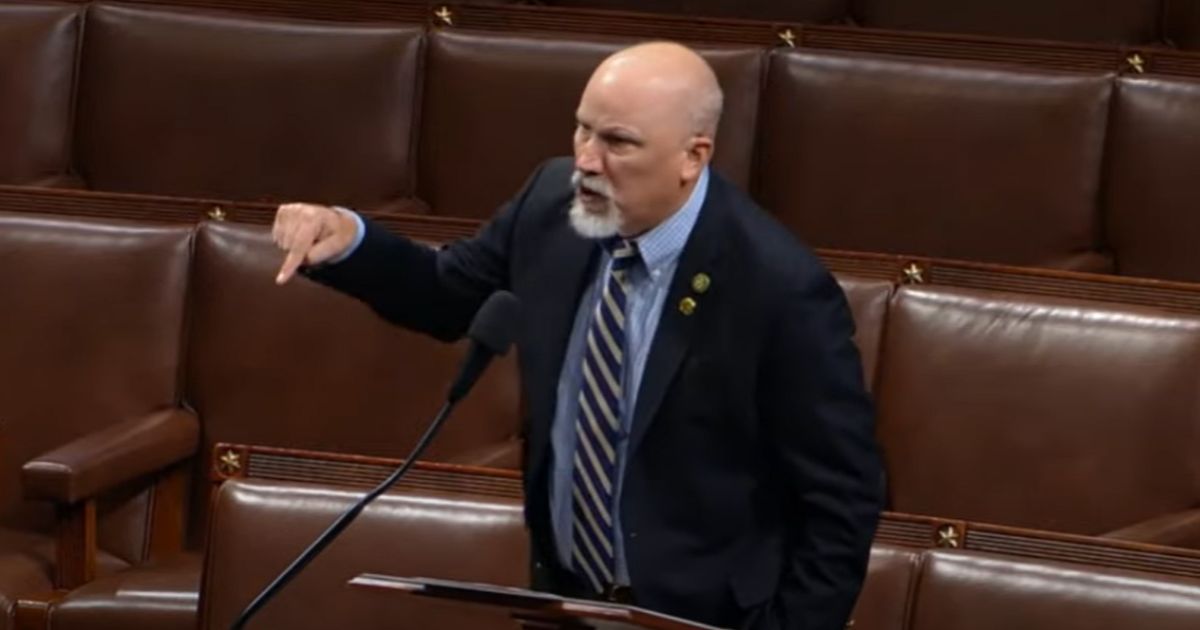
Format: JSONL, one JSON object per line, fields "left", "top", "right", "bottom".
{"left": 303, "top": 161, "right": 553, "bottom": 341}
{"left": 759, "top": 266, "right": 885, "bottom": 630}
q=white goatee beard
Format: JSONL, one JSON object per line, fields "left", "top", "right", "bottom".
{"left": 568, "top": 198, "right": 622, "bottom": 239}
{"left": 568, "top": 169, "right": 622, "bottom": 239}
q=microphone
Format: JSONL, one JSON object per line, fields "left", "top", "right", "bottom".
{"left": 447, "top": 291, "right": 521, "bottom": 402}
{"left": 231, "top": 291, "right": 521, "bottom": 630}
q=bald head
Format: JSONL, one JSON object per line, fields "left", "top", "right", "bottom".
{"left": 570, "top": 41, "right": 722, "bottom": 238}
{"left": 589, "top": 42, "right": 724, "bottom": 139}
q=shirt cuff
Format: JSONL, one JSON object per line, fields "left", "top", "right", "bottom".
{"left": 326, "top": 206, "right": 366, "bottom": 264}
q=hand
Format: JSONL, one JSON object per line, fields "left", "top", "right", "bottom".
{"left": 271, "top": 203, "right": 359, "bottom": 285}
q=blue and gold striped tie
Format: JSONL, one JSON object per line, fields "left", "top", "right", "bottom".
{"left": 571, "top": 238, "right": 639, "bottom": 593}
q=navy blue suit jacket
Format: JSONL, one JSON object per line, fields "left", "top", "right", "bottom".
{"left": 305, "top": 157, "right": 883, "bottom": 629}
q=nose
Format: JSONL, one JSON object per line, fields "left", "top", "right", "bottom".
{"left": 574, "top": 136, "right": 601, "bottom": 176}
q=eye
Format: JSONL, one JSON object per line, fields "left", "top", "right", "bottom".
{"left": 601, "top": 132, "right": 638, "bottom": 150}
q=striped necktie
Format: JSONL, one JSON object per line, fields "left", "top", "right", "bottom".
{"left": 570, "top": 238, "right": 639, "bottom": 593}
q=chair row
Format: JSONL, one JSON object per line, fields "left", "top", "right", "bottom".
{"left": 9, "top": 2, "right": 1200, "bottom": 281}
{"left": 72, "top": 0, "right": 1200, "bottom": 49}
{"left": 79, "top": 0, "right": 1200, "bottom": 76}
{"left": 3, "top": 200, "right": 1200, "bottom": 626}
{"left": 182, "top": 450, "right": 1198, "bottom": 630}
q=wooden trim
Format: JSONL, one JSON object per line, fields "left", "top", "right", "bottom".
{"left": 820, "top": 248, "right": 1200, "bottom": 314}
{"left": 0, "top": 185, "right": 476, "bottom": 240}
{"left": 216, "top": 443, "right": 521, "bottom": 479}
{"left": 207, "top": 443, "right": 524, "bottom": 499}
{"left": 876, "top": 511, "right": 1200, "bottom": 578}
{"left": 1142, "top": 50, "right": 1200, "bottom": 77}
{"left": 54, "top": 501, "right": 96, "bottom": 590}
{"left": 143, "top": 463, "right": 191, "bottom": 563}
{"left": 0, "top": 185, "right": 236, "bottom": 225}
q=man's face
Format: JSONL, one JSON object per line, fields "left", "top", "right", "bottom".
{"left": 569, "top": 68, "right": 694, "bottom": 239}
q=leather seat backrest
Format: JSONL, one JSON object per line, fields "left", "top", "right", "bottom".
{"left": 852, "top": 0, "right": 1162, "bottom": 44}
{"left": 847, "top": 544, "right": 920, "bottom": 630}
{"left": 756, "top": 50, "right": 1112, "bottom": 271}
{"left": 875, "top": 285, "right": 1200, "bottom": 534}
{"left": 0, "top": 2, "right": 80, "bottom": 187}
{"left": 200, "top": 478, "right": 528, "bottom": 629}
{"left": 910, "top": 549, "right": 1200, "bottom": 630}
{"left": 76, "top": 3, "right": 423, "bottom": 208}
{"left": 544, "top": 0, "right": 848, "bottom": 22}
{"left": 0, "top": 211, "right": 192, "bottom": 563}
{"left": 186, "top": 222, "right": 522, "bottom": 538}
{"left": 418, "top": 29, "right": 763, "bottom": 219}
{"left": 834, "top": 274, "right": 892, "bottom": 390}
{"left": 1104, "top": 75, "right": 1200, "bottom": 282}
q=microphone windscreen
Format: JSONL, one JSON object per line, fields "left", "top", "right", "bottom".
{"left": 467, "top": 291, "right": 521, "bottom": 356}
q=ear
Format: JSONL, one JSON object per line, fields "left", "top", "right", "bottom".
{"left": 681, "top": 135, "right": 714, "bottom": 183}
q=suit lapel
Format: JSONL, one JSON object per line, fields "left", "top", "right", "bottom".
{"left": 626, "top": 183, "right": 727, "bottom": 460}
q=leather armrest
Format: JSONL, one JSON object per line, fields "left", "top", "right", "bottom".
{"left": 22, "top": 408, "right": 199, "bottom": 504}
{"left": 445, "top": 437, "right": 522, "bottom": 470}
{"left": 1103, "top": 508, "right": 1200, "bottom": 549}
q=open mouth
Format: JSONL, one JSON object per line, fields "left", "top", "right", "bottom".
{"left": 577, "top": 187, "right": 607, "bottom": 204}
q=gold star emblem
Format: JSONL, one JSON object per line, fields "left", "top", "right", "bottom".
{"left": 217, "top": 449, "right": 243, "bottom": 477}
{"left": 936, "top": 524, "right": 961, "bottom": 549}
{"left": 777, "top": 28, "right": 797, "bottom": 48}
{"left": 691, "top": 273, "right": 711, "bottom": 294}
{"left": 902, "top": 262, "right": 926, "bottom": 285}
{"left": 679, "top": 297, "right": 697, "bottom": 316}
{"left": 434, "top": 5, "right": 454, "bottom": 26}
{"left": 1126, "top": 53, "right": 1146, "bottom": 74}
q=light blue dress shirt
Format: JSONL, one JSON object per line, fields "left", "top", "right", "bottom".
{"left": 550, "top": 168, "right": 708, "bottom": 585}
{"left": 329, "top": 207, "right": 366, "bottom": 263}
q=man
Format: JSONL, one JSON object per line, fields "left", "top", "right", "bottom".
{"left": 272, "top": 42, "right": 882, "bottom": 629}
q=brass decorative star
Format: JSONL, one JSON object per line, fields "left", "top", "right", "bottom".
{"left": 902, "top": 262, "right": 926, "bottom": 285}
{"left": 1126, "top": 53, "right": 1146, "bottom": 74}
{"left": 217, "top": 449, "right": 243, "bottom": 477}
{"left": 434, "top": 6, "right": 454, "bottom": 26}
{"left": 777, "top": 28, "right": 797, "bottom": 48}
{"left": 936, "top": 524, "right": 961, "bottom": 549}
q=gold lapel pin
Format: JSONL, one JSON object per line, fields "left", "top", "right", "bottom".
{"left": 691, "top": 272, "right": 711, "bottom": 294}
{"left": 679, "top": 297, "right": 697, "bottom": 316}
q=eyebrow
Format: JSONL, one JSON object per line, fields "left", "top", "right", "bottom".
{"left": 577, "top": 119, "right": 644, "bottom": 145}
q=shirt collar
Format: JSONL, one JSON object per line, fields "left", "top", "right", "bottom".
{"left": 628, "top": 166, "right": 709, "bottom": 274}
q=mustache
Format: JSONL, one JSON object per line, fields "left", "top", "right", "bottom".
{"left": 570, "top": 170, "right": 612, "bottom": 197}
